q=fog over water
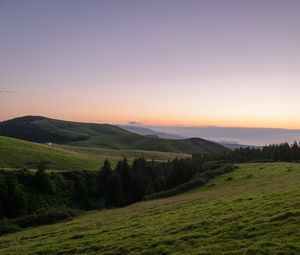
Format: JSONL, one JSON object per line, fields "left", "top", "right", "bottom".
{"left": 146, "top": 126, "right": 300, "bottom": 146}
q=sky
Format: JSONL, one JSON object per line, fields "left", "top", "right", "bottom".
{"left": 1, "top": 0, "right": 300, "bottom": 129}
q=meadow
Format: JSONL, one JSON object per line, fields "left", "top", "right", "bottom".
{"left": 0, "top": 162, "right": 299, "bottom": 254}
{"left": 0, "top": 136, "right": 189, "bottom": 171}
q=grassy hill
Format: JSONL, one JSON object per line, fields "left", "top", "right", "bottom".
{"left": 1, "top": 162, "right": 299, "bottom": 254}
{"left": 0, "top": 136, "right": 189, "bottom": 170}
{"left": 0, "top": 136, "right": 109, "bottom": 170}
{"left": 57, "top": 145, "right": 190, "bottom": 162}
{"left": 0, "top": 116, "right": 228, "bottom": 154}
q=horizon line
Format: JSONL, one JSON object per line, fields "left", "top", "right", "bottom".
{"left": 1, "top": 114, "right": 300, "bottom": 131}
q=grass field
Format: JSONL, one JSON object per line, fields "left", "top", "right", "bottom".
{"left": 58, "top": 145, "right": 190, "bottom": 162}
{"left": 0, "top": 136, "right": 189, "bottom": 171}
{"left": 1, "top": 162, "right": 299, "bottom": 254}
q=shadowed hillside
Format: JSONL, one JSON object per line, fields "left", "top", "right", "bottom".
{"left": 0, "top": 116, "right": 228, "bottom": 154}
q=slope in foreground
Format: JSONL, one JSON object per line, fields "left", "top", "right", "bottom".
{"left": 0, "top": 162, "right": 299, "bottom": 254}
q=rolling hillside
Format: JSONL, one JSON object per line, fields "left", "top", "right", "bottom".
{"left": 0, "top": 136, "right": 189, "bottom": 170}
{"left": 0, "top": 116, "right": 228, "bottom": 154}
{"left": 0, "top": 162, "right": 299, "bottom": 254}
{"left": 0, "top": 136, "right": 109, "bottom": 170}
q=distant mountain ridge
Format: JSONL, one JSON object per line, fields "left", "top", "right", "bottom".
{"left": 0, "top": 116, "right": 228, "bottom": 155}
{"left": 120, "top": 125, "right": 185, "bottom": 140}
{"left": 120, "top": 125, "right": 256, "bottom": 149}
{"left": 142, "top": 125, "right": 300, "bottom": 146}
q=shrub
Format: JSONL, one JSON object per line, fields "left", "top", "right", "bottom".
{"left": 144, "top": 163, "right": 235, "bottom": 201}
{"left": 12, "top": 208, "right": 81, "bottom": 228}
{"left": 0, "top": 219, "right": 22, "bottom": 235}
{"left": 0, "top": 224, "right": 21, "bottom": 235}
{"left": 144, "top": 177, "right": 206, "bottom": 201}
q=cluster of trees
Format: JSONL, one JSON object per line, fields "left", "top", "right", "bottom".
{"left": 0, "top": 163, "right": 56, "bottom": 219}
{"left": 0, "top": 158, "right": 233, "bottom": 223}
{"left": 197, "top": 142, "right": 300, "bottom": 163}
{"left": 67, "top": 157, "right": 230, "bottom": 209}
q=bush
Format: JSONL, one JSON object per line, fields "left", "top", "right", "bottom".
{"left": 215, "top": 164, "right": 236, "bottom": 174}
{"left": 144, "top": 177, "right": 207, "bottom": 201}
{"left": 12, "top": 208, "right": 81, "bottom": 228}
{"left": 0, "top": 224, "right": 22, "bottom": 235}
{"left": 0, "top": 219, "right": 22, "bottom": 235}
{"left": 144, "top": 163, "right": 235, "bottom": 201}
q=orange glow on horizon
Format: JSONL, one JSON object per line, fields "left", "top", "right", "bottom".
{"left": 1, "top": 111, "right": 299, "bottom": 130}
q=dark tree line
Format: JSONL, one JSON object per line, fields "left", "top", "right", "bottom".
{"left": 196, "top": 142, "right": 300, "bottom": 163}
{"left": 0, "top": 157, "right": 233, "bottom": 224}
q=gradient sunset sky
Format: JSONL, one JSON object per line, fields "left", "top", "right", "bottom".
{"left": 1, "top": 0, "right": 300, "bottom": 128}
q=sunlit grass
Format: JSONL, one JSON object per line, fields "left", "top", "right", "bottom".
{"left": 1, "top": 162, "right": 299, "bottom": 254}
{"left": 0, "top": 136, "right": 189, "bottom": 171}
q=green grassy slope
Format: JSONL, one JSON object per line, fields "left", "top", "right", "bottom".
{"left": 0, "top": 116, "right": 228, "bottom": 154}
{"left": 1, "top": 162, "right": 299, "bottom": 254}
{"left": 0, "top": 136, "right": 189, "bottom": 170}
{"left": 0, "top": 136, "right": 107, "bottom": 170}
{"left": 58, "top": 145, "right": 190, "bottom": 162}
